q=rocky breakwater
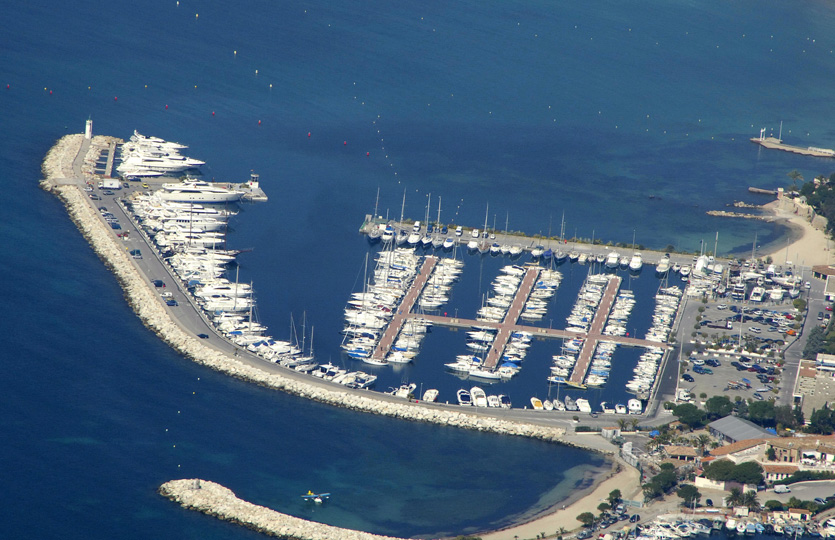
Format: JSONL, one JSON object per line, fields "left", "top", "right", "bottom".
{"left": 39, "top": 134, "right": 566, "bottom": 444}
{"left": 160, "top": 479, "right": 406, "bottom": 540}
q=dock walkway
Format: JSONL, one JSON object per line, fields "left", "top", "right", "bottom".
{"left": 568, "top": 276, "right": 621, "bottom": 385}
{"left": 483, "top": 267, "right": 540, "bottom": 370}
{"left": 751, "top": 136, "right": 835, "bottom": 158}
{"left": 370, "top": 256, "right": 438, "bottom": 362}
{"left": 104, "top": 140, "right": 117, "bottom": 178}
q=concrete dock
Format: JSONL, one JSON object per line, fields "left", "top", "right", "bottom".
{"left": 370, "top": 256, "right": 438, "bottom": 362}
{"left": 751, "top": 136, "right": 835, "bottom": 158}
{"left": 483, "top": 266, "right": 540, "bottom": 370}
{"left": 568, "top": 276, "right": 621, "bottom": 385}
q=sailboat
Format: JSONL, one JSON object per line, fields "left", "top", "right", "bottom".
{"left": 421, "top": 193, "right": 433, "bottom": 248}
{"left": 478, "top": 203, "right": 490, "bottom": 254}
{"left": 432, "top": 196, "right": 445, "bottom": 248}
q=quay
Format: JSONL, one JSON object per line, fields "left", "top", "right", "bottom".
{"left": 750, "top": 136, "right": 835, "bottom": 158}
{"left": 370, "top": 256, "right": 438, "bottom": 362}
{"left": 569, "top": 276, "right": 621, "bottom": 385}
{"left": 104, "top": 140, "right": 117, "bottom": 178}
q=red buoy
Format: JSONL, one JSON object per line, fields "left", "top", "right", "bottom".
{"left": 165, "top": 104, "right": 168, "bottom": 109}
{"left": 212, "top": 111, "right": 215, "bottom": 115}
{"left": 343, "top": 141, "right": 347, "bottom": 145}
{"left": 114, "top": 96, "right": 118, "bottom": 101}
{"left": 49, "top": 90, "right": 52, "bottom": 95}
{"left": 258, "top": 120, "right": 261, "bottom": 125}
{"left": 366, "top": 152, "right": 370, "bottom": 156}
{"left": 307, "top": 132, "right": 311, "bottom": 137}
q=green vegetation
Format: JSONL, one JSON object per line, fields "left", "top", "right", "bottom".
{"left": 808, "top": 405, "right": 835, "bottom": 435}
{"left": 643, "top": 463, "right": 678, "bottom": 502}
{"left": 800, "top": 175, "right": 835, "bottom": 236}
{"left": 776, "top": 470, "right": 835, "bottom": 485}
{"left": 677, "top": 484, "right": 701, "bottom": 507}
{"left": 702, "top": 460, "right": 763, "bottom": 485}
{"left": 704, "top": 396, "right": 734, "bottom": 419}
{"left": 672, "top": 403, "right": 706, "bottom": 428}
{"left": 608, "top": 489, "right": 622, "bottom": 507}
{"left": 577, "top": 512, "right": 596, "bottom": 527}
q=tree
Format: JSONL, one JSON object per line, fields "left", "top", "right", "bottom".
{"left": 775, "top": 405, "right": 801, "bottom": 430}
{"left": 764, "top": 500, "right": 784, "bottom": 511}
{"left": 766, "top": 447, "right": 777, "bottom": 461}
{"left": 577, "top": 512, "right": 596, "bottom": 527}
{"left": 695, "top": 434, "right": 712, "bottom": 456}
{"left": 748, "top": 400, "right": 776, "bottom": 426}
{"left": 608, "top": 489, "right": 622, "bottom": 507}
{"left": 673, "top": 403, "right": 706, "bottom": 428}
{"left": 677, "top": 484, "right": 701, "bottom": 507}
{"left": 787, "top": 170, "right": 804, "bottom": 192}
{"left": 807, "top": 405, "right": 835, "bottom": 435}
{"left": 597, "top": 502, "right": 611, "bottom": 516}
{"left": 734, "top": 462, "right": 765, "bottom": 486}
{"left": 703, "top": 459, "right": 737, "bottom": 481}
{"left": 726, "top": 487, "right": 743, "bottom": 507}
{"left": 704, "top": 395, "right": 734, "bottom": 419}
{"left": 742, "top": 490, "right": 760, "bottom": 511}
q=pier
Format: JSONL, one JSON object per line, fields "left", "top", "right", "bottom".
{"left": 483, "top": 266, "right": 540, "bottom": 370}
{"left": 370, "top": 256, "right": 438, "bottom": 362}
{"left": 751, "top": 136, "right": 835, "bottom": 158}
{"left": 569, "top": 276, "right": 621, "bottom": 385}
{"left": 104, "top": 140, "right": 116, "bottom": 178}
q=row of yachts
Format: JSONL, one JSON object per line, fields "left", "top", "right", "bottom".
{"left": 116, "top": 130, "right": 205, "bottom": 178}
{"left": 529, "top": 395, "right": 643, "bottom": 414}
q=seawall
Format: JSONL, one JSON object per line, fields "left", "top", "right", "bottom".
{"left": 159, "top": 479, "right": 406, "bottom": 540}
{"left": 40, "top": 133, "right": 570, "bottom": 444}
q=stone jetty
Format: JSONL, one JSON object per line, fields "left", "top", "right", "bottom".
{"left": 40, "top": 133, "right": 567, "bottom": 444}
{"left": 160, "top": 479, "right": 406, "bottom": 540}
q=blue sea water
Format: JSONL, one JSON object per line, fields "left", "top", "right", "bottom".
{"left": 4, "top": 0, "right": 835, "bottom": 537}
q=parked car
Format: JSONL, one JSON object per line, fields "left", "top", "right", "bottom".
{"left": 682, "top": 374, "right": 694, "bottom": 382}
{"left": 752, "top": 392, "right": 764, "bottom": 400}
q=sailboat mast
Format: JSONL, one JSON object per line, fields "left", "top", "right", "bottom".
{"left": 373, "top": 187, "right": 380, "bottom": 218}
{"left": 714, "top": 231, "right": 719, "bottom": 258}
{"left": 483, "top": 202, "right": 489, "bottom": 233}
{"left": 399, "top": 188, "right": 406, "bottom": 225}
{"left": 437, "top": 196, "right": 442, "bottom": 227}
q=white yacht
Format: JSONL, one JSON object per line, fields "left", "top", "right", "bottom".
{"left": 156, "top": 181, "right": 244, "bottom": 203}
{"left": 470, "top": 386, "right": 488, "bottom": 407}
{"left": 605, "top": 251, "right": 620, "bottom": 269}
{"left": 629, "top": 252, "right": 643, "bottom": 272}
{"left": 627, "top": 398, "right": 643, "bottom": 415}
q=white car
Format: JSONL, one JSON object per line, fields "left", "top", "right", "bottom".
{"left": 455, "top": 226, "right": 463, "bottom": 236}
{"left": 717, "top": 304, "right": 728, "bottom": 310}
{"left": 805, "top": 282, "right": 812, "bottom": 289}
{"left": 471, "top": 228, "right": 480, "bottom": 238}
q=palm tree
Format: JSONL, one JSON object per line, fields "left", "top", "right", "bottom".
{"left": 787, "top": 170, "right": 803, "bottom": 192}
{"left": 695, "top": 434, "right": 712, "bottom": 456}
{"left": 726, "top": 487, "right": 743, "bottom": 507}
{"left": 617, "top": 418, "right": 628, "bottom": 431}
{"left": 742, "top": 490, "right": 760, "bottom": 511}
{"left": 630, "top": 418, "right": 640, "bottom": 431}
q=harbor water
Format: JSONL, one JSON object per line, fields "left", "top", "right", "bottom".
{"left": 5, "top": 0, "right": 835, "bottom": 537}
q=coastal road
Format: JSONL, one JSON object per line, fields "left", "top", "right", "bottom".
{"left": 765, "top": 480, "right": 835, "bottom": 504}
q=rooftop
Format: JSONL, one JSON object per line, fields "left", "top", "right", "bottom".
{"left": 709, "top": 416, "right": 776, "bottom": 442}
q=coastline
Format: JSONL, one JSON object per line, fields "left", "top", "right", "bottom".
{"left": 758, "top": 199, "right": 831, "bottom": 267}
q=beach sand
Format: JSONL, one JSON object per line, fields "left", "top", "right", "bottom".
{"left": 480, "top": 436, "right": 642, "bottom": 540}
{"left": 759, "top": 199, "right": 831, "bottom": 267}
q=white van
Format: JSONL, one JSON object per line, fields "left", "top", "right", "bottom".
{"left": 774, "top": 484, "right": 790, "bottom": 493}
{"left": 455, "top": 225, "right": 463, "bottom": 236}
{"left": 412, "top": 221, "right": 421, "bottom": 232}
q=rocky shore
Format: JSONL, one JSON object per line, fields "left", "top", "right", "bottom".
{"left": 40, "top": 134, "right": 568, "bottom": 444}
{"left": 160, "top": 479, "right": 406, "bottom": 540}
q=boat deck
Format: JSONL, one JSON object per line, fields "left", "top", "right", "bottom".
{"left": 370, "top": 256, "right": 438, "bottom": 362}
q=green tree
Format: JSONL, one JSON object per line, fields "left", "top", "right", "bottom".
{"left": 787, "top": 170, "right": 804, "bottom": 191}
{"left": 577, "top": 512, "right": 596, "bottom": 527}
{"left": 734, "top": 462, "right": 765, "bottom": 485}
{"left": 677, "top": 484, "right": 701, "bottom": 507}
{"left": 608, "top": 489, "right": 622, "bottom": 507}
{"left": 703, "top": 459, "right": 737, "bottom": 481}
{"left": 673, "top": 403, "right": 706, "bottom": 428}
{"left": 766, "top": 447, "right": 777, "bottom": 461}
{"left": 704, "top": 395, "right": 734, "bottom": 419}
{"left": 742, "top": 490, "right": 760, "bottom": 511}
{"left": 726, "top": 487, "right": 744, "bottom": 507}
{"left": 808, "top": 405, "right": 835, "bottom": 435}
{"left": 775, "top": 405, "right": 800, "bottom": 430}
{"left": 748, "top": 400, "right": 777, "bottom": 426}
{"left": 597, "top": 502, "right": 611, "bottom": 516}
{"left": 764, "top": 500, "right": 784, "bottom": 511}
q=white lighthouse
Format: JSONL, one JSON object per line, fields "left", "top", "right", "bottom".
{"left": 85, "top": 118, "right": 93, "bottom": 139}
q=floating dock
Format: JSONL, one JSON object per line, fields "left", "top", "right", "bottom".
{"left": 483, "top": 266, "right": 540, "bottom": 370}
{"left": 750, "top": 136, "right": 835, "bottom": 158}
{"left": 568, "top": 276, "right": 621, "bottom": 385}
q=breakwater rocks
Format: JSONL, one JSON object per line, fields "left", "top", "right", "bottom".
{"left": 706, "top": 209, "right": 771, "bottom": 221}
{"left": 39, "top": 134, "right": 568, "bottom": 444}
{"left": 160, "top": 479, "right": 406, "bottom": 540}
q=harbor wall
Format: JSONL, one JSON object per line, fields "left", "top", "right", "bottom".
{"left": 159, "top": 479, "right": 406, "bottom": 540}
{"left": 39, "top": 134, "right": 570, "bottom": 445}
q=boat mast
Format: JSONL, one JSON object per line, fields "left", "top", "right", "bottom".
{"left": 483, "top": 202, "right": 489, "bottom": 234}
{"left": 714, "top": 231, "right": 719, "bottom": 258}
{"left": 373, "top": 187, "right": 380, "bottom": 218}
{"left": 399, "top": 188, "right": 406, "bottom": 226}
{"left": 436, "top": 196, "right": 442, "bottom": 228}
{"left": 425, "top": 192, "right": 431, "bottom": 229}
{"left": 779, "top": 120, "right": 783, "bottom": 141}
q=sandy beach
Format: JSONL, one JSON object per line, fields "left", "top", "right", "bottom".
{"left": 760, "top": 199, "right": 831, "bottom": 267}
{"left": 480, "top": 435, "right": 642, "bottom": 540}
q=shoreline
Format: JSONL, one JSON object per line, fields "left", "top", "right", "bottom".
{"left": 759, "top": 199, "right": 831, "bottom": 267}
